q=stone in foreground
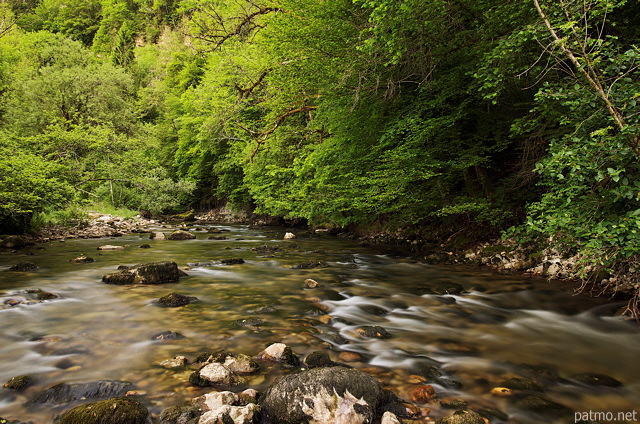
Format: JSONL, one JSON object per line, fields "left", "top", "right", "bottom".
{"left": 260, "top": 366, "right": 411, "bottom": 424}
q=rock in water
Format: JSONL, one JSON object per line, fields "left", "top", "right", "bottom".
{"left": 189, "top": 363, "right": 244, "bottom": 387}
{"left": 3, "top": 375, "right": 33, "bottom": 390}
{"left": 55, "top": 396, "right": 149, "bottom": 424}
{"left": 28, "top": 380, "right": 133, "bottom": 404}
{"left": 70, "top": 256, "right": 95, "bottom": 264}
{"left": 102, "top": 261, "right": 185, "bottom": 285}
{"left": 254, "top": 343, "right": 301, "bottom": 367}
{"left": 7, "top": 262, "right": 38, "bottom": 272}
{"left": 154, "top": 292, "right": 197, "bottom": 307}
{"left": 260, "top": 366, "right": 407, "bottom": 424}
{"left": 436, "top": 410, "right": 486, "bottom": 424}
{"left": 167, "top": 230, "right": 196, "bottom": 240}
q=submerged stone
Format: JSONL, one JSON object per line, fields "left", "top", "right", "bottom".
{"left": 28, "top": 380, "right": 133, "bottom": 404}
{"left": 355, "top": 325, "right": 391, "bottom": 339}
{"left": 151, "top": 331, "right": 184, "bottom": 341}
{"left": 500, "top": 377, "right": 544, "bottom": 392}
{"left": 8, "top": 262, "right": 37, "bottom": 272}
{"left": 571, "top": 373, "right": 622, "bottom": 387}
{"left": 220, "top": 258, "right": 244, "bottom": 265}
{"left": 515, "top": 395, "right": 572, "bottom": 416}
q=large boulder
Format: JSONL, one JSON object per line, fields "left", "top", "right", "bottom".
{"left": 102, "top": 262, "right": 185, "bottom": 285}
{"left": 260, "top": 367, "right": 409, "bottom": 424}
{"left": 54, "top": 396, "right": 149, "bottom": 424}
{"left": 167, "top": 230, "right": 196, "bottom": 240}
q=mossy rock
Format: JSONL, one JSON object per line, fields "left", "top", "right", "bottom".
{"left": 155, "top": 292, "right": 197, "bottom": 307}
{"left": 54, "top": 396, "right": 148, "bottom": 424}
{"left": 436, "top": 410, "right": 486, "bottom": 424}
{"left": 159, "top": 405, "right": 200, "bottom": 424}
{"left": 3, "top": 375, "right": 33, "bottom": 390}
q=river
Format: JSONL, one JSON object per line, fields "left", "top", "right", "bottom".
{"left": 0, "top": 223, "right": 638, "bottom": 423}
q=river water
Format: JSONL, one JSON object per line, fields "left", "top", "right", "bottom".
{"left": 0, "top": 224, "right": 638, "bottom": 423}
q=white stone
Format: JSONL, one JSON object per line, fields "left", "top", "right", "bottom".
{"left": 255, "top": 343, "right": 288, "bottom": 361}
{"left": 381, "top": 411, "right": 402, "bottom": 424}
{"left": 300, "top": 387, "right": 370, "bottom": 424}
{"left": 284, "top": 232, "right": 296, "bottom": 240}
{"left": 199, "top": 363, "right": 238, "bottom": 385}
{"left": 199, "top": 391, "right": 238, "bottom": 412}
{"left": 198, "top": 404, "right": 259, "bottom": 424}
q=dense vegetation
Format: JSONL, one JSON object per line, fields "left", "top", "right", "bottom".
{"left": 1, "top": 0, "right": 639, "bottom": 296}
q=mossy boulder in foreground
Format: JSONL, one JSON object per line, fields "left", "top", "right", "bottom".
{"left": 54, "top": 396, "right": 149, "bottom": 424}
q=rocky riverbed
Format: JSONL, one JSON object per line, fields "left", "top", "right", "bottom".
{"left": 0, "top": 213, "right": 638, "bottom": 423}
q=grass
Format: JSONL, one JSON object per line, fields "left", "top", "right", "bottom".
{"left": 31, "top": 202, "right": 138, "bottom": 229}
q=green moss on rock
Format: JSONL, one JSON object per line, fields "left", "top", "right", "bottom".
{"left": 3, "top": 375, "right": 33, "bottom": 390}
{"left": 55, "top": 397, "right": 148, "bottom": 424}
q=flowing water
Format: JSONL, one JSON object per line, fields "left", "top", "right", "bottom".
{"left": 0, "top": 224, "right": 638, "bottom": 423}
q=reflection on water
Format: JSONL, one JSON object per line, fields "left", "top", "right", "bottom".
{"left": 0, "top": 224, "right": 638, "bottom": 423}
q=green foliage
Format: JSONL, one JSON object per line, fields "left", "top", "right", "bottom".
{"left": 2, "top": 32, "right": 135, "bottom": 135}
{"left": 0, "top": 142, "right": 72, "bottom": 231}
{"left": 24, "top": 0, "right": 102, "bottom": 45}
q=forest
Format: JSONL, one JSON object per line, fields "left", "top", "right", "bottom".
{"left": 1, "top": 0, "right": 640, "bottom": 290}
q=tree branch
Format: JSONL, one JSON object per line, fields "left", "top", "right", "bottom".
{"left": 532, "top": 0, "right": 640, "bottom": 158}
